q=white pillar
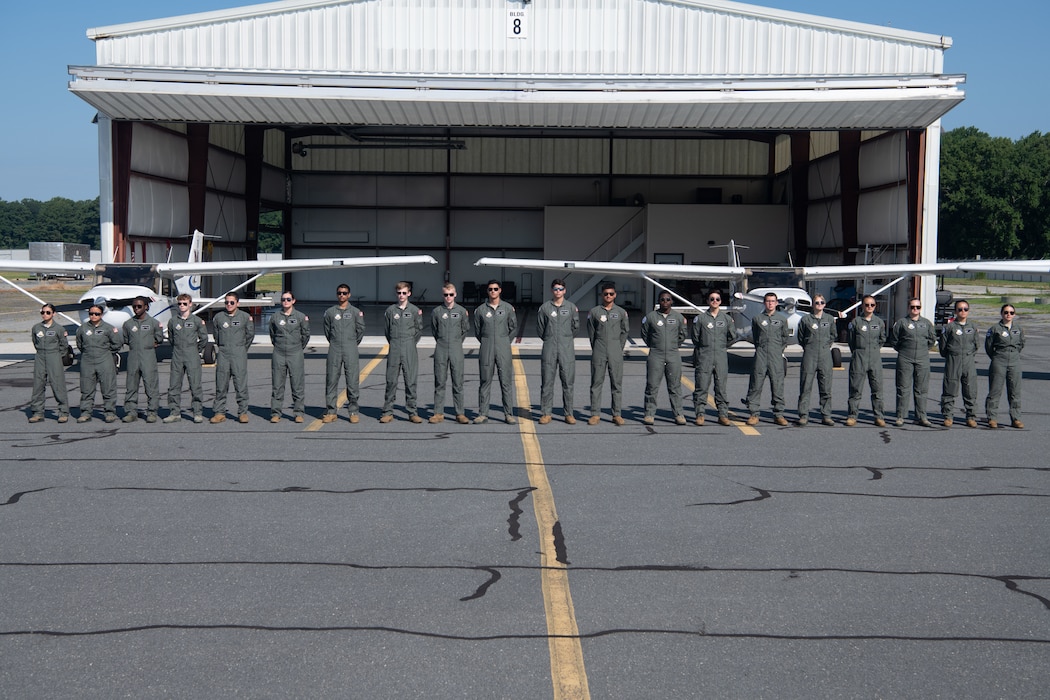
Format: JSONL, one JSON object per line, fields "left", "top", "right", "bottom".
{"left": 97, "top": 115, "right": 116, "bottom": 263}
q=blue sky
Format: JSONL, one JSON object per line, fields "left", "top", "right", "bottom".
{"left": 1, "top": 0, "right": 1046, "bottom": 202}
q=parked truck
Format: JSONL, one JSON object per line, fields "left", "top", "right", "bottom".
{"left": 29, "top": 242, "right": 91, "bottom": 280}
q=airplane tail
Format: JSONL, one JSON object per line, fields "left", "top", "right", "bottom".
{"left": 174, "top": 230, "right": 205, "bottom": 297}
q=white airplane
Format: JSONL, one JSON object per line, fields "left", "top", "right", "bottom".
{"left": 475, "top": 244, "right": 1041, "bottom": 344}
{"left": 1, "top": 230, "right": 438, "bottom": 362}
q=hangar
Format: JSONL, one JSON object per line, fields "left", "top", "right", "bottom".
{"left": 69, "top": 0, "right": 964, "bottom": 311}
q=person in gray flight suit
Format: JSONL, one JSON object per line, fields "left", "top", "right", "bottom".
{"left": 210, "top": 292, "right": 255, "bottom": 424}
{"left": 888, "top": 297, "right": 937, "bottom": 427}
{"left": 746, "top": 292, "right": 790, "bottom": 426}
{"left": 430, "top": 282, "right": 471, "bottom": 424}
{"left": 76, "top": 304, "right": 122, "bottom": 422}
{"left": 938, "top": 299, "right": 979, "bottom": 428}
{"left": 164, "top": 293, "right": 207, "bottom": 423}
{"left": 322, "top": 284, "right": 365, "bottom": 424}
{"left": 474, "top": 280, "right": 518, "bottom": 424}
{"left": 796, "top": 294, "right": 839, "bottom": 426}
{"left": 845, "top": 295, "right": 887, "bottom": 426}
{"left": 985, "top": 303, "right": 1025, "bottom": 429}
{"left": 692, "top": 289, "right": 736, "bottom": 426}
{"left": 380, "top": 281, "right": 423, "bottom": 423}
{"left": 641, "top": 292, "right": 688, "bottom": 425}
{"left": 587, "top": 282, "right": 629, "bottom": 426}
{"left": 270, "top": 290, "right": 311, "bottom": 423}
{"left": 537, "top": 278, "right": 580, "bottom": 424}
{"left": 122, "top": 296, "right": 164, "bottom": 423}
{"left": 28, "top": 303, "right": 69, "bottom": 423}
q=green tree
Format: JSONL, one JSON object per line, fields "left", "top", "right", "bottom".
{"left": 939, "top": 127, "right": 1022, "bottom": 258}
{"left": 1011, "top": 131, "right": 1050, "bottom": 258}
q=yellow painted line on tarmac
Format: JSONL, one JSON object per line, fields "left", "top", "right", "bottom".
{"left": 511, "top": 346, "right": 591, "bottom": 700}
{"left": 305, "top": 345, "right": 389, "bottom": 431}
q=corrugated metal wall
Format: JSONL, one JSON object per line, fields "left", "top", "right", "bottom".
{"left": 95, "top": 0, "right": 945, "bottom": 77}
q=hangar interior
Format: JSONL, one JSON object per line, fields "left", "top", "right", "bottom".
{"left": 69, "top": 0, "right": 964, "bottom": 313}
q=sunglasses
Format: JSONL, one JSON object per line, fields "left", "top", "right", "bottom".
{"left": 909, "top": 305, "right": 921, "bottom": 309}
{"left": 708, "top": 297, "right": 721, "bottom": 302}
{"left": 337, "top": 291, "right": 350, "bottom": 295}
{"left": 443, "top": 292, "right": 456, "bottom": 297}
{"left": 552, "top": 286, "right": 565, "bottom": 292}
{"left": 132, "top": 305, "right": 146, "bottom": 309}
{"left": 396, "top": 290, "right": 410, "bottom": 295}
{"left": 178, "top": 301, "right": 191, "bottom": 306}
{"left": 863, "top": 303, "right": 876, "bottom": 308}
{"left": 40, "top": 310, "right": 53, "bottom": 315}
{"left": 281, "top": 297, "right": 293, "bottom": 302}
{"left": 602, "top": 292, "right": 616, "bottom": 296}
{"left": 89, "top": 311, "right": 102, "bottom": 316}
{"left": 224, "top": 301, "right": 238, "bottom": 306}
{"left": 487, "top": 287, "right": 500, "bottom": 292}
{"left": 1003, "top": 310, "right": 1016, "bottom": 315}
{"left": 813, "top": 300, "right": 825, "bottom": 305}
{"left": 956, "top": 307, "right": 969, "bottom": 312}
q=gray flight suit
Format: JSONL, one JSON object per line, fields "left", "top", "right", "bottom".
{"left": 846, "top": 313, "right": 887, "bottom": 420}
{"left": 270, "top": 308, "right": 311, "bottom": 418}
{"left": 123, "top": 315, "right": 164, "bottom": 417}
{"left": 746, "top": 311, "right": 790, "bottom": 419}
{"left": 474, "top": 300, "right": 517, "bottom": 418}
{"left": 76, "top": 320, "right": 122, "bottom": 418}
{"left": 641, "top": 309, "right": 688, "bottom": 419}
{"left": 537, "top": 299, "right": 580, "bottom": 417}
{"left": 212, "top": 309, "right": 255, "bottom": 416}
{"left": 383, "top": 302, "right": 423, "bottom": 417}
{"left": 692, "top": 310, "right": 736, "bottom": 421}
{"left": 587, "top": 304, "right": 629, "bottom": 419}
{"left": 30, "top": 321, "right": 69, "bottom": 418}
{"left": 888, "top": 315, "right": 937, "bottom": 422}
{"left": 797, "top": 312, "right": 837, "bottom": 421}
{"left": 938, "top": 319, "right": 979, "bottom": 421}
{"left": 985, "top": 320, "right": 1025, "bottom": 424}
{"left": 324, "top": 304, "right": 365, "bottom": 417}
{"left": 432, "top": 303, "right": 470, "bottom": 417}
{"left": 167, "top": 314, "right": 208, "bottom": 417}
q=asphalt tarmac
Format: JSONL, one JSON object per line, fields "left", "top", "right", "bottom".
{"left": 1, "top": 307, "right": 1048, "bottom": 698}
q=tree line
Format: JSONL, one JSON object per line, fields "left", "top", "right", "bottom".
{"left": 3, "top": 127, "right": 1048, "bottom": 260}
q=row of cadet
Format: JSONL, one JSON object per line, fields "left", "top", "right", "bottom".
{"left": 27, "top": 281, "right": 1025, "bottom": 430}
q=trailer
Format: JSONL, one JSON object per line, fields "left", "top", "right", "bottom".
{"left": 28, "top": 242, "right": 91, "bottom": 280}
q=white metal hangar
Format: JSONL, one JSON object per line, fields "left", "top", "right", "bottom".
{"left": 69, "top": 0, "right": 964, "bottom": 309}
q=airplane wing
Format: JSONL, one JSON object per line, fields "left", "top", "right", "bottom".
{"left": 797, "top": 263, "right": 963, "bottom": 280}
{"left": 474, "top": 257, "right": 746, "bottom": 280}
{"left": 0, "top": 260, "right": 98, "bottom": 275}
{"left": 158, "top": 254, "right": 438, "bottom": 277}
{"left": 799, "top": 260, "right": 1050, "bottom": 279}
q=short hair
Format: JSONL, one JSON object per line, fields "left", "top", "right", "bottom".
{"left": 395, "top": 281, "right": 411, "bottom": 292}
{"left": 657, "top": 293, "right": 673, "bottom": 301}
{"left": 862, "top": 295, "right": 876, "bottom": 304}
{"left": 442, "top": 282, "right": 456, "bottom": 293}
{"left": 812, "top": 294, "right": 825, "bottom": 303}
{"left": 600, "top": 281, "right": 616, "bottom": 293}
{"left": 487, "top": 279, "right": 501, "bottom": 288}
{"left": 176, "top": 293, "right": 192, "bottom": 303}
{"left": 88, "top": 304, "right": 104, "bottom": 315}
{"left": 41, "top": 302, "right": 56, "bottom": 313}
{"left": 955, "top": 298, "right": 969, "bottom": 310}
{"left": 337, "top": 283, "right": 350, "bottom": 294}
{"left": 134, "top": 296, "right": 150, "bottom": 307}
{"left": 1000, "top": 303, "right": 1016, "bottom": 314}
{"left": 764, "top": 292, "right": 778, "bottom": 301}
{"left": 225, "top": 291, "right": 240, "bottom": 302}
{"left": 708, "top": 289, "right": 723, "bottom": 300}
{"left": 552, "top": 278, "right": 566, "bottom": 289}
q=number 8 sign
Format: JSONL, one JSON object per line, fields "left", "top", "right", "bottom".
{"left": 507, "top": 9, "right": 528, "bottom": 39}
